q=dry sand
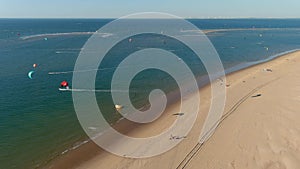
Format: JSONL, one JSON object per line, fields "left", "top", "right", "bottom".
{"left": 48, "top": 51, "right": 300, "bottom": 169}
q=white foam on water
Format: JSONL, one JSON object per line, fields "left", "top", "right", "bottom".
{"left": 20, "top": 32, "right": 113, "bottom": 40}
{"left": 59, "top": 88, "right": 130, "bottom": 93}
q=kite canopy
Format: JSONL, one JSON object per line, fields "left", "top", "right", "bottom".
{"left": 115, "top": 104, "right": 123, "bottom": 110}
{"left": 60, "top": 81, "right": 69, "bottom": 87}
{"left": 28, "top": 71, "right": 34, "bottom": 79}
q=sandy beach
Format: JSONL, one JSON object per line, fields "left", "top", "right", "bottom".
{"left": 48, "top": 50, "right": 300, "bottom": 169}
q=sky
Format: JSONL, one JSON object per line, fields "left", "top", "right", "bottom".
{"left": 1, "top": 0, "right": 300, "bottom": 18}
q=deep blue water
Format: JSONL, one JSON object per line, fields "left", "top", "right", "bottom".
{"left": 0, "top": 19, "right": 300, "bottom": 169}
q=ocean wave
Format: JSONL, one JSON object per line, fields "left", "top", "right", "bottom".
{"left": 61, "top": 139, "right": 90, "bottom": 155}
{"left": 20, "top": 32, "right": 113, "bottom": 40}
{"left": 60, "top": 129, "right": 107, "bottom": 155}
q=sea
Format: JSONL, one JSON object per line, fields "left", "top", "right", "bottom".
{"left": 0, "top": 18, "right": 300, "bottom": 169}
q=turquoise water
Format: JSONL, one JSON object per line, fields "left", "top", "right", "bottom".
{"left": 0, "top": 19, "right": 300, "bottom": 169}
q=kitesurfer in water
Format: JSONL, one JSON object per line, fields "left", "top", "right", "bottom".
{"left": 60, "top": 81, "right": 69, "bottom": 89}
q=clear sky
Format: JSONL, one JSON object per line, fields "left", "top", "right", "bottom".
{"left": 1, "top": 0, "right": 300, "bottom": 18}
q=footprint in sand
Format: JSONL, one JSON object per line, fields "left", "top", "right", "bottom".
{"left": 263, "top": 161, "right": 286, "bottom": 169}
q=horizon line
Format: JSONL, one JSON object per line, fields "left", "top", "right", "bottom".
{"left": 1, "top": 17, "right": 300, "bottom": 20}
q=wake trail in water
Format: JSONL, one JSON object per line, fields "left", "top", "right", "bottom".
{"left": 59, "top": 88, "right": 133, "bottom": 93}
{"left": 49, "top": 67, "right": 121, "bottom": 75}
{"left": 48, "top": 65, "right": 140, "bottom": 75}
